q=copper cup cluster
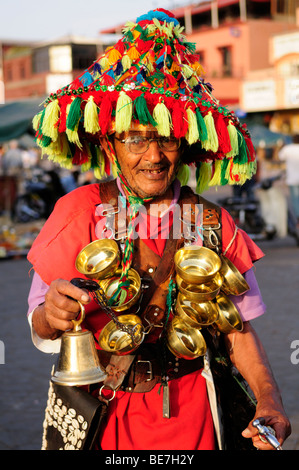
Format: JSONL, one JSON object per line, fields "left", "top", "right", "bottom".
{"left": 166, "top": 246, "right": 249, "bottom": 360}
{"left": 75, "top": 239, "right": 144, "bottom": 355}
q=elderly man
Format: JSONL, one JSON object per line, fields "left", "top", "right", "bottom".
{"left": 27, "top": 9, "right": 290, "bottom": 451}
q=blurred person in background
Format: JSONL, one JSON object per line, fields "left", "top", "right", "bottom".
{"left": 279, "top": 134, "right": 299, "bottom": 228}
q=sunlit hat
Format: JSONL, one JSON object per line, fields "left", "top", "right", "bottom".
{"left": 32, "top": 8, "right": 256, "bottom": 191}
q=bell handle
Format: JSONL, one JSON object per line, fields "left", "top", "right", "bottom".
{"left": 72, "top": 301, "right": 86, "bottom": 332}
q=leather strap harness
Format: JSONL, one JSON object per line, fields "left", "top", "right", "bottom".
{"left": 96, "top": 180, "right": 222, "bottom": 405}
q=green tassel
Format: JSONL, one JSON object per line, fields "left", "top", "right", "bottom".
{"left": 66, "top": 97, "right": 82, "bottom": 131}
{"left": 176, "top": 163, "right": 190, "bottom": 185}
{"left": 233, "top": 132, "right": 249, "bottom": 165}
{"left": 220, "top": 159, "right": 229, "bottom": 186}
{"left": 134, "top": 94, "right": 157, "bottom": 127}
{"left": 195, "top": 162, "right": 212, "bottom": 194}
{"left": 195, "top": 108, "right": 208, "bottom": 141}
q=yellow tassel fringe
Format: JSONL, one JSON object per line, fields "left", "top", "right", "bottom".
{"left": 115, "top": 91, "right": 133, "bottom": 133}
{"left": 84, "top": 96, "right": 100, "bottom": 134}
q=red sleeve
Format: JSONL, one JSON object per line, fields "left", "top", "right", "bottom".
{"left": 221, "top": 207, "right": 264, "bottom": 274}
{"left": 27, "top": 184, "right": 101, "bottom": 285}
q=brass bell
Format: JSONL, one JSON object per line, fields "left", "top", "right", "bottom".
{"left": 51, "top": 301, "right": 107, "bottom": 386}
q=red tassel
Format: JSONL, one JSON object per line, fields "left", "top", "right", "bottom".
{"left": 98, "top": 94, "right": 113, "bottom": 135}
{"left": 171, "top": 100, "right": 188, "bottom": 138}
{"left": 57, "top": 95, "right": 72, "bottom": 132}
{"left": 214, "top": 113, "right": 231, "bottom": 155}
{"left": 244, "top": 134, "right": 256, "bottom": 162}
{"left": 72, "top": 145, "right": 89, "bottom": 165}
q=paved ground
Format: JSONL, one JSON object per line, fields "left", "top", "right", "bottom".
{"left": 0, "top": 233, "right": 299, "bottom": 450}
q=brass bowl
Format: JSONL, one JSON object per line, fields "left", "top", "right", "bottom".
{"left": 174, "top": 246, "right": 222, "bottom": 284}
{"left": 220, "top": 255, "right": 250, "bottom": 296}
{"left": 166, "top": 316, "right": 207, "bottom": 360}
{"left": 215, "top": 293, "right": 243, "bottom": 333}
{"left": 76, "top": 239, "right": 120, "bottom": 280}
{"left": 99, "top": 268, "right": 141, "bottom": 312}
{"left": 176, "top": 272, "right": 223, "bottom": 302}
{"left": 98, "top": 314, "right": 144, "bottom": 355}
{"left": 175, "top": 293, "right": 219, "bottom": 327}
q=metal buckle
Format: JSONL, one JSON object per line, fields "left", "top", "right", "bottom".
{"left": 135, "top": 360, "right": 153, "bottom": 382}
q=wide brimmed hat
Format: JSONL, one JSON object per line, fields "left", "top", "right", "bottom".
{"left": 33, "top": 8, "right": 256, "bottom": 191}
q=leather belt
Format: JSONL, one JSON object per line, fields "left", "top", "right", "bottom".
{"left": 97, "top": 344, "right": 204, "bottom": 394}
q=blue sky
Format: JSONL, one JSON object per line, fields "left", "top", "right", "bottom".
{"left": 1, "top": 0, "right": 191, "bottom": 42}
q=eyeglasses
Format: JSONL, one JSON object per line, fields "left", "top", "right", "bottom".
{"left": 114, "top": 135, "right": 181, "bottom": 154}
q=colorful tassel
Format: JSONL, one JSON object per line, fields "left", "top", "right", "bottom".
{"left": 176, "top": 163, "right": 190, "bottom": 185}
{"left": 152, "top": 101, "right": 172, "bottom": 136}
{"left": 41, "top": 99, "right": 60, "bottom": 141}
{"left": 209, "top": 159, "right": 222, "bottom": 187}
{"left": 202, "top": 112, "right": 218, "bottom": 153}
{"left": 66, "top": 97, "right": 82, "bottom": 131}
{"left": 195, "top": 162, "right": 212, "bottom": 194}
{"left": 115, "top": 91, "right": 133, "bottom": 133}
{"left": 84, "top": 96, "right": 100, "bottom": 134}
{"left": 134, "top": 94, "right": 157, "bottom": 127}
{"left": 186, "top": 108, "right": 199, "bottom": 145}
{"left": 226, "top": 120, "right": 239, "bottom": 157}
{"left": 195, "top": 108, "right": 208, "bottom": 141}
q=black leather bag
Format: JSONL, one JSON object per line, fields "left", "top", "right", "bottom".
{"left": 42, "top": 381, "right": 108, "bottom": 450}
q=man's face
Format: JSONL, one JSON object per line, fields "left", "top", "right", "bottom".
{"left": 109, "top": 130, "right": 181, "bottom": 199}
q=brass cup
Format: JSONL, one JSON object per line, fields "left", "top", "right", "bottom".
{"left": 220, "top": 255, "right": 250, "bottom": 296}
{"left": 174, "top": 246, "right": 222, "bottom": 284}
{"left": 99, "top": 268, "right": 141, "bottom": 312}
{"left": 75, "top": 239, "right": 120, "bottom": 280}
{"left": 166, "top": 316, "right": 207, "bottom": 360}
{"left": 176, "top": 272, "right": 223, "bottom": 302}
{"left": 215, "top": 293, "right": 243, "bottom": 333}
{"left": 98, "top": 314, "right": 144, "bottom": 355}
{"left": 175, "top": 292, "right": 219, "bottom": 327}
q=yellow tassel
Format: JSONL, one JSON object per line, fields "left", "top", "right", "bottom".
{"left": 127, "top": 46, "right": 140, "bottom": 61}
{"left": 202, "top": 112, "right": 218, "bottom": 153}
{"left": 209, "top": 159, "right": 222, "bottom": 187}
{"left": 153, "top": 101, "right": 172, "bottom": 136}
{"left": 196, "top": 162, "right": 212, "bottom": 194}
{"left": 186, "top": 108, "right": 199, "bottom": 144}
{"left": 169, "top": 61, "right": 180, "bottom": 73}
{"left": 32, "top": 111, "right": 42, "bottom": 131}
{"left": 121, "top": 54, "right": 132, "bottom": 71}
{"left": 182, "top": 64, "right": 194, "bottom": 78}
{"left": 66, "top": 128, "right": 82, "bottom": 149}
{"left": 188, "top": 76, "right": 198, "bottom": 88}
{"left": 192, "top": 61, "right": 205, "bottom": 76}
{"left": 99, "top": 56, "right": 109, "bottom": 70}
{"left": 226, "top": 120, "right": 239, "bottom": 157}
{"left": 41, "top": 99, "right": 60, "bottom": 141}
{"left": 84, "top": 96, "right": 100, "bottom": 134}
{"left": 115, "top": 91, "right": 133, "bottom": 133}
{"left": 108, "top": 48, "right": 121, "bottom": 64}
